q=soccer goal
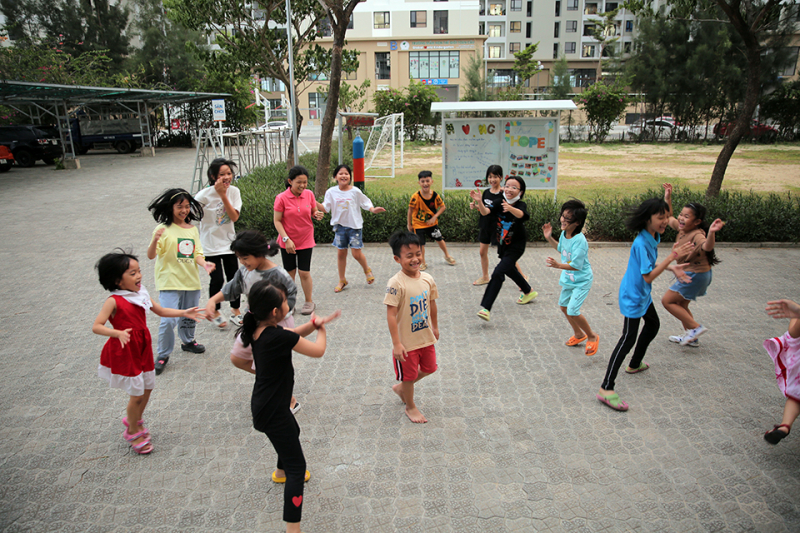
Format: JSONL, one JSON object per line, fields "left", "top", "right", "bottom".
{"left": 364, "top": 112, "right": 404, "bottom": 178}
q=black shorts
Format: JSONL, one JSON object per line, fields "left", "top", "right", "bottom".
{"left": 280, "top": 247, "right": 313, "bottom": 272}
{"left": 413, "top": 226, "right": 443, "bottom": 246}
{"left": 478, "top": 227, "right": 497, "bottom": 245}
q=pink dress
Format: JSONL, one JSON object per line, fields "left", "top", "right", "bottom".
{"left": 764, "top": 332, "right": 800, "bottom": 402}
{"left": 98, "top": 295, "right": 155, "bottom": 396}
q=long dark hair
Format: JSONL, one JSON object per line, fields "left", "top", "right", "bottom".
{"left": 683, "top": 202, "right": 721, "bottom": 266}
{"left": 625, "top": 198, "right": 669, "bottom": 233}
{"left": 148, "top": 188, "right": 203, "bottom": 225}
{"left": 207, "top": 158, "right": 237, "bottom": 186}
{"left": 229, "top": 230, "right": 279, "bottom": 258}
{"left": 236, "top": 281, "right": 287, "bottom": 348}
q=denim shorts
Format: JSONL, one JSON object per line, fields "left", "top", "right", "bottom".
{"left": 669, "top": 270, "right": 712, "bottom": 301}
{"left": 332, "top": 224, "right": 363, "bottom": 249}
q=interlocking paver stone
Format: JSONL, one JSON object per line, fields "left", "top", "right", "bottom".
{"left": 1, "top": 149, "right": 799, "bottom": 531}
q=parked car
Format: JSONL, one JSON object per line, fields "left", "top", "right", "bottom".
{"left": 0, "top": 145, "right": 14, "bottom": 172}
{"left": 0, "top": 125, "right": 61, "bottom": 167}
{"left": 713, "top": 120, "right": 778, "bottom": 143}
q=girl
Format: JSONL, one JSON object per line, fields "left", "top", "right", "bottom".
{"left": 317, "top": 164, "right": 385, "bottom": 292}
{"left": 274, "top": 166, "right": 323, "bottom": 315}
{"left": 195, "top": 157, "right": 243, "bottom": 328}
{"left": 469, "top": 176, "right": 538, "bottom": 322}
{"left": 203, "top": 230, "right": 302, "bottom": 412}
{"left": 470, "top": 165, "right": 527, "bottom": 286}
{"left": 147, "top": 188, "right": 215, "bottom": 374}
{"left": 763, "top": 298, "right": 800, "bottom": 445}
{"left": 662, "top": 183, "right": 725, "bottom": 346}
{"left": 597, "top": 198, "right": 694, "bottom": 411}
{"left": 92, "top": 250, "right": 202, "bottom": 454}
{"left": 241, "top": 280, "right": 340, "bottom": 533}
{"left": 542, "top": 199, "right": 600, "bottom": 356}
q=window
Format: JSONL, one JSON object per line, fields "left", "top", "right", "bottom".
{"left": 573, "top": 68, "right": 595, "bottom": 87}
{"left": 582, "top": 44, "right": 595, "bottom": 57}
{"left": 375, "top": 52, "right": 390, "bottom": 79}
{"left": 623, "top": 41, "right": 631, "bottom": 54}
{"left": 489, "top": 3, "right": 504, "bottom": 15}
{"left": 781, "top": 48, "right": 799, "bottom": 76}
{"left": 555, "top": 1, "right": 561, "bottom": 16}
{"left": 262, "top": 78, "right": 285, "bottom": 92}
{"left": 510, "top": 21, "right": 521, "bottom": 33}
{"left": 625, "top": 20, "right": 633, "bottom": 32}
{"left": 526, "top": 22, "right": 532, "bottom": 38}
{"left": 489, "top": 23, "right": 503, "bottom": 37}
{"left": 488, "top": 69, "right": 519, "bottom": 88}
{"left": 348, "top": 14, "right": 353, "bottom": 29}
{"left": 411, "top": 11, "right": 427, "bottom": 28}
{"left": 554, "top": 22, "right": 560, "bottom": 37}
{"left": 584, "top": 3, "right": 598, "bottom": 14}
{"left": 374, "top": 12, "right": 390, "bottom": 29}
{"left": 583, "top": 24, "right": 595, "bottom": 36}
{"left": 511, "top": 0, "right": 522, "bottom": 11}
{"left": 479, "top": 22, "right": 486, "bottom": 35}
{"left": 509, "top": 42, "right": 521, "bottom": 54}
{"left": 606, "top": 2, "right": 618, "bottom": 10}
{"left": 488, "top": 45, "right": 502, "bottom": 58}
{"left": 308, "top": 71, "right": 328, "bottom": 81}
{"left": 553, "top": 43, "right": 559, "bottom": 58}
{"left": 527, "top": 1, "right": 532, "bottom": 16}
{"left": 308, "top": 92, "right": 327, "bottom": 120}
{"left": 565, "top": 41, "right": 576, "bottom": 54}
{"left": 434, "top": 10, "right": 448, "bottom": 34}
{"left": 566, "top": 20, "right": 577, "bottom": 32}
{"left": 567, "top": 0, "right": 578, "bottom": 10}
{"left": 409, "top": 51, "right": 460, "bottom": 79}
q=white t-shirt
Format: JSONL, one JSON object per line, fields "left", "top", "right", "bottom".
{"left": 322, "top": 186, "right": 374, "bottom": 229}
{"left": 194, "top": 185, "right": 242, "bottom": 256}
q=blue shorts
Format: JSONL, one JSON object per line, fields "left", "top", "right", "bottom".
{"left": 669, "top": 270, "right": 712, "bottom": 301}
{"left": 559, "top": 285, "right": 591, "bottom": 316}
{"left": 332, "top": 224, "right": 363, "bottom": 250}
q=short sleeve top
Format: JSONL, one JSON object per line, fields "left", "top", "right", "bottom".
{"left": 383, "top": 271, "right": 439, "bottom": 351}
{"left": 489, "top": 199, "right": 529, "bottom": 257}
{"left": 274, "top": 188, "right": 316, "bottom": 250}
{"left": 480, "top": 189, "right": 504, "bottom": 230}
{"left": 194, "top": 185, "right": 242, "bottom": 256}
{"left": 322, "top": 186, "right": 374, "bottom": 229}
{"left": 558, "top": 232, "right": 593, "bottom": 288}
{"left": 674, "top": 228, "right": 710, "bottom": 273}
{"left": 153, "top": 224, "right": 204, "bottom": 291}
{"left": 618, "top": 229, "right": 659, "bottom": 318}
{"left": 409, "top": 191, "right": 444, "bottom": 229}
{"left": 250, "top": 326, "right": 301, "bottom": 432}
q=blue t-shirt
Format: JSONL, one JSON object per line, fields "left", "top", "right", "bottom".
{"left": 558, "top": 232, "right": 593, "bottom": 288}
{"left": 618, "top": 230, "right": 659, "bottom": 318}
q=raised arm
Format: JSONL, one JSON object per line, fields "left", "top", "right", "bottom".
{"left": 542, "top": 223, "right": 559, "bottom": 251}
{"left": 663, "top": 183, "right": 679, "bottom": 230}
{"left": 702, "top": 219, "right": 725, "bottom": 252}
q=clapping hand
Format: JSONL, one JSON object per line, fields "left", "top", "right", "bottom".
{"left": 542, "top": 222, "right": 553, "bottom": 241}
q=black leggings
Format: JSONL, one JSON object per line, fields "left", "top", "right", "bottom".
{"left": 601, "top": 302, "right": 660, "bottom": 391}
{"left": 480, "top": 252, "right": 531, "bottom": 311}
{"left": 264, "top": 419, "right": 306, "bottom": 523}
{"left": 208, "top": 254, "right": 240, "bottom": 310}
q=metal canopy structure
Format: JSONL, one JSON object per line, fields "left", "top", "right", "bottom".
{"left": 430, "top": 100, "right": 578, "bottom": 114}
{"left": 0, "top": 80, "right": 229, "bottom": 165}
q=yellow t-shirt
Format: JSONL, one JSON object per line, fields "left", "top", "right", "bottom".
{"left": 153, "top": 224, "right": 204, "bottom": 291}
{"left": 409, "top": 191, "right": 445, "bottom": 229}
{"left": 383, "top": 271, "right": 439, "bottom": 351}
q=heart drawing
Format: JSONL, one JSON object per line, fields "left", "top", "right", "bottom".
{"left": 548, "top": 166, "right": 553, "bottom": 171}
{"left": 292, "top": 495, "right": 303, "bottom": 507}
{"left": 462, "top": 124, "right": 470, "bottom": 134}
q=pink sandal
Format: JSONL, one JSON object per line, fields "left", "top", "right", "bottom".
{"left": 122, "top": 417, "right": 149, "bottom": 437}
{"left": 123, "top": 429, "right": 153, "bottom": 455}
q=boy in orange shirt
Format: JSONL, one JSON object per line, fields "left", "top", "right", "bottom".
{"left": 407, "top": 170, "right": 456, "bottom": 270}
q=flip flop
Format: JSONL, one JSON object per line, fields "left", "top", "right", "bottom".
{"left": 585, "top": 335, "right": 600, "bottom": 356}
{"left": 566, "top": 334, "right": 588, "bottom": 346}
{"left": 272, "top": 470, "right": 311, "bottom": 483}
{"left": 445, "top": 256, "right": 456, "bottom": 265}
{"left": 764, "top": 424, "right": 791, "bottom": 445}
{"left": 473, "top": 277, "right": 490, "bottom": 286}
{"left": 597, "top": 393, "right": 629, "bottom": 411}
{"left": 477, "top": 309, "right": 490, "bottom": 321}
{"left": 625, "top": 363, "right": 650, "bottom": 374}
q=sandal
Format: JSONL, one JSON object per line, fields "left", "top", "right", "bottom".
{"left": 445, "top": 256, "right": 456, "bottom": 266}
{"left": 566, "top": 334, "right": 588, "bottom": 346}
{"left": 211, "top": 314, "right": 227, "bottom": 328}
{"left": 625, "top": 363, "right": 650, "bottom": 374}
{"left": 764, "top": 424, "right": 791, "bottom": 445}
{"left": 122, "top": 417, "right": 148, "bottom": 437}
{"left": 517, "top": 291, "right": 538, "bottom": 305}
{"left": 334, "top": 280, "right": 348, "bottom": 293}
{"left": 473, "top": 277, "right": 490, "bottom": 286}
{"left": 272, "top": 470, "right": 311, "bottom": 483}
{"left": 123, "top": 429, "right": 153, "bottom": 455}
{"left": 597, "top": 393, "right": 629, "bottom": 411}
{"left": 477, "top": 309, "right": 490, "bottom": 321}
{"left": 365, "top": 269, "right": 375, "bottom": 285}
{"left": 585, "top": 335, "right": 600, "bottom": 356}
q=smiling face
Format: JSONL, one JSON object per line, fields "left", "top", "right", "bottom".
{"left": 418, "top": 176, "right": 432, "bottom": 193}
{"left": 289, "top": 174, "right": 308, "bottom": 196}
{"left": 677, "top": 207, "right": 701, "bottom": 232}
{"left": 504, "top": 178, "right": 521, "bottom": 200}
{"left": 117, "top": 259, "right": 143, "bottom": 292}
{"left": 335, "top": 167, "right": 352, "bottom": 188}
{"left": 172, "top": 198, "right": 191, "bottom": 224}
{"left": 236, "top": 253, "right": 261, "bottom": 271}
{"left": 560, "top": 209, "right": 579, "bottom": 233}
{"left": 215, "top": 165, "right": 233, "bottom": 188}
{"left": 394, "top": 243, "right": 423, "bottom": 277}
{"left": 487, "top": 173, "right": 502, "bottom": 190}
{"left": 646, "top": 211, "right": 671, "bottom": 235}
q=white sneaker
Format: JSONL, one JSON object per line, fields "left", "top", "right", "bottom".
{"left": 681, "top": 325, "right": 708, "bottom": 345}
{"left": 291, "top": 402, "right": 302, "bottom": 414}
{"left": 670, "top": 332, "right": 700, "bottom": 347}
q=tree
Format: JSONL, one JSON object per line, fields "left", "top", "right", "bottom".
{"left": 578, "top": 81, "right": 628, "bottom": 143}
{"left": 316, "top": 78, "right": 371, "bottom": 140}
{"left": 590, "top": 8, "right": 621, "bottom": 83}
{"left": 512, "top": 43, "right": 542, "bottom": 89}
{"left": 373, "top": 81, "right": 440, "bottom": 142}
{"left": 761, "top": 80, "right": 800, "bottom": 139}
{"left": 550, "top": 55, "right": 572, "bottom": 100}
{"left": 461, "top": 51, "right": 487, "bottom": 102}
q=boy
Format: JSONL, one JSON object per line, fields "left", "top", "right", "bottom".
{"left": 384, "top": 231, "right": 439, "bottom": 423}
{"left": 542, "top": 199, "right": 599, "bottom": 356}
{"left": 407, "top": 170, "right": 456, "bottom": 270}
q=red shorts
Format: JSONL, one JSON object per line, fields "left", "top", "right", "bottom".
{"left": 394, "top": 344, "right": 437, "bottom": 382}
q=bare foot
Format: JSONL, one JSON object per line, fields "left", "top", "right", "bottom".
{"left": 392, "top": 383, "right": 406, "bottom": 404}
{"left": 405, "top": 406, "right": 427, "bottom": 423}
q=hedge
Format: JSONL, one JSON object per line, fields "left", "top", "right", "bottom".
{"left": 235, "top": 160, "right": 800, "bottom": 244}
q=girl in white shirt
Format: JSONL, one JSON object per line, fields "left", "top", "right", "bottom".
{"left": 318, "top": 164, "right": 385, "bottom": 293}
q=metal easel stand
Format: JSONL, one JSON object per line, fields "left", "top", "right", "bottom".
{"left": 190, "top": 128, "right": 224, "bottom": 194}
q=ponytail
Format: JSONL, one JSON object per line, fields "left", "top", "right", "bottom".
{"left": 235, "top": 280, "right": 287, "bottom": 347}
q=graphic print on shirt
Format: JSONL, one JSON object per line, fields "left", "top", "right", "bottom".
{"left": 177, "top": 238, "right": 196, "bottom": 259}
{"left": 561, "top": 249, "right": 575, "bottom": 282}
{"left": 213, "top": 201, "right": 230, "bottom": 226}
{"left": 409, "top": 290, "right": 430, "bottom": 333}
{"left": 498, "top": 218, "right": 514, "bottom": 244}
{"left": 335, "top": 198, "right": 351, "bottom": 212}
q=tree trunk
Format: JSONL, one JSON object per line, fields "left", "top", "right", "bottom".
{"left": 287, "top": 108, "right": 304, "bottom": 170}
{"left": 706, "top": 42, "right": 761, "bottom": 197}
{"left": 315, "top": 25, "right": 346, "bottom": 198}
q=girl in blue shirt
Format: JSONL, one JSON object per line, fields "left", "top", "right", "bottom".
{"left": 597, "top": 198, "right": 694, "bottom": 411}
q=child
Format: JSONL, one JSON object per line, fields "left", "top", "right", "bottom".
{"left": 384, "top": 231, "right": 439, "bottom": 423}
{"left": 471, "top": 165, "right": 527, "bottom": 286}
{"left": 195, "top": 157, "right": 243, "bottom": 328}
{"left": 469, "top": 176, "right": 538, "bottom": 322}
{"left": 92, "top": 250, "right": 203, "bottom": 454}
{"left": 240, "top": 280, "right": 339, "bottom": 533}
{"left": 318, "top": 164, "right": 386, "bottom": 292}
{"left": 661, "top": 183, "right": 725, "bottom": 346}
{"left": 203, "top": 230, "right": 302, "bottom": 413}
{"left": 147, "top": 188, "right": 215, "bottom": 374}
{"left": 597, "top": 198, "right": 694, "bottom": 411}
{"left": 763, "top": 298, "right": 800, "bottom": 445}
{"left": 407, "top": 170, "right": 456, "bottom": 270}
{"left": 542, "top": 199, "right": 600, "bottom": 356}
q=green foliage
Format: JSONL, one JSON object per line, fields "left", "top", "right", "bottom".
{"left": 549, "top": 55, "right": 572, "bottom": 100}
{"left": 761, "top": 80, "right": 800, "bottom": 138}
{"left": 0, "top": 45, "right": 114, "bottom": 85}
{"left": 316, "top": 78, "right": 371, "bottom": 112}
{"left": 578, "top": 82, "right": 628, "bottom": 143}
{"left": 512, "top": 43, "right": 541, "bottom": 88}
{"left": 373, "top": 81, "right": 440, "bottom": 142}
{"left": 461, "top": 51, "right": 487, "bottom": 103}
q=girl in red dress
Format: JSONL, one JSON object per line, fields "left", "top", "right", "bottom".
{"left": 92, "top": 250, "right": 202, "bottom": 454}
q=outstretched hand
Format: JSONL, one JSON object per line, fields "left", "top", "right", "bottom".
{"left": 663, "top": 182, "right": 673, "bottom": 197}
{"left": 313, "top": 210, "right": 324, "bottom": 221}
{"left": 183, "top": 307, "right": 205, "bottom": 322}
{"left": 709, "top": 218, "right": 726, "bottom": 233}
{"left": 545, "top": 256, "right": 561, "bottom": 269}
{"left": 671, "top": 263, "right": 691, "bottom": 284}
{"left": 542, "top": 222, "right": 553, "bottom": 240}
{"left": 671, "top": 240, "right": 694, "bottom": 259}
{"left": 766, "top": 299, "right": 800, "bottom": 319}
{"left": 311, "top": 309, "right": 342, "bottom": 329}
{"left": 371, "top": 207, "right": 386, "bottom": 214}
{"left": 203, "top": 262, "right": 216, "bottom": 274}
{"left": 469, "top": 188, "right": 482, "bottom": 203}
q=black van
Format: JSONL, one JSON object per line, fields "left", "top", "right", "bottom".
{"left": 0, "top": 125, "right": 62, "bottom": 167}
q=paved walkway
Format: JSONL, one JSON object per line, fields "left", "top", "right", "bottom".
{"left": 1, "top": 149, "right": 799, "bottom": 532}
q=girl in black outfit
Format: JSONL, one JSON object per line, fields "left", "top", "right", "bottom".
{"left": 470, "top": 176, "right": 538, "bottom": 322}
{"left": 238, "top": 280, "right": 339, "bottom": 533}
